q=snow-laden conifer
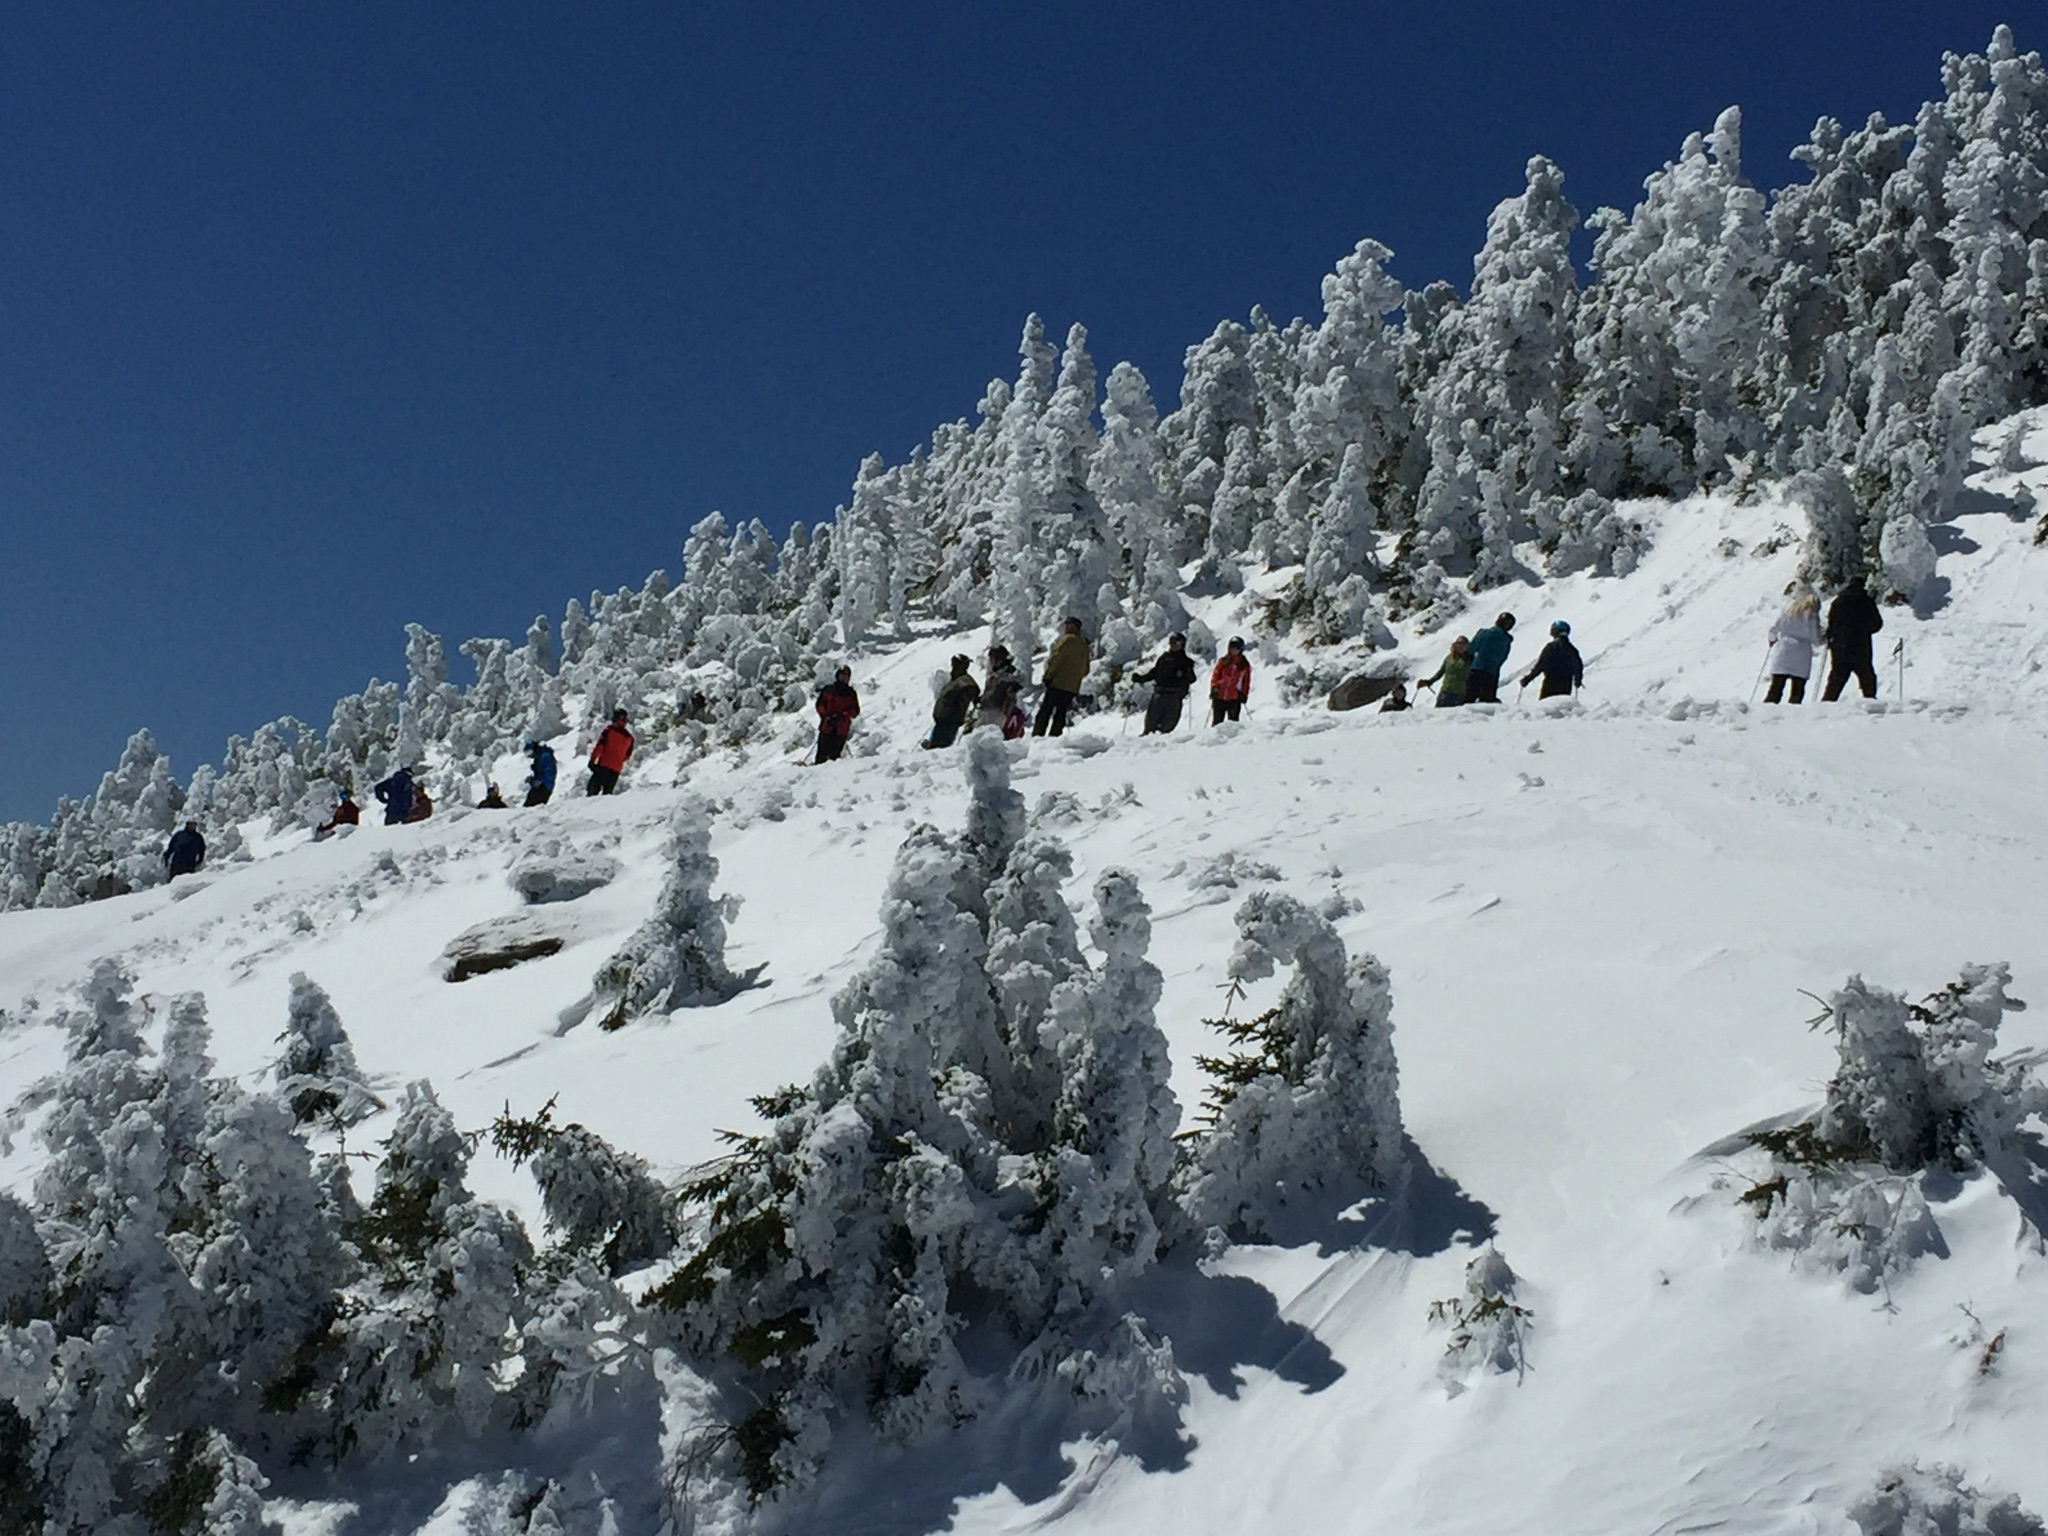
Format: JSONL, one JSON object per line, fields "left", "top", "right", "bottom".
{"left": 589, "top": 801, "right": 747, "bottom": 1029}
{"left": 654, "top": 742, "right": 1185, "bottom": 1515}
{"left": 1179, "top": 894, "right": 1403, "bottom": 1237}
{"left": 274, "top": 974, "right": 382, "bottom": 1126}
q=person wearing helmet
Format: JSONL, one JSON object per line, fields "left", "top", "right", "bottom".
{"left": 586, "top": 710, "right": 635, "bottom": 795}
{"left": 1520, "top": 620, "right": 1585, "bottom": 699}
{"left": 523, "top": 741, "right": 558, "bottom": 806}
{"left": 1465, "top": 613, "right": 1516, "bottom": 703}
{"left": 1209, "top": 637, "right": 1252, "bottom": 724}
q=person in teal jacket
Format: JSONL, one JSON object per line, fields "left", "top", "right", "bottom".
{"left": 1464, "top": 613, "right": 1516, "bottom": 703}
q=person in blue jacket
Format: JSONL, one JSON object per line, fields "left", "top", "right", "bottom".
{"left": 1465, "top": 613, "right": 1516, "bottom": 703}
{"left": 523, "top": 741, "right": 557, "bottom": 806}
{"left": 1520, "top": 620, "right": 1585, "bottom": 698}
{"left": 162, "top": 820, "right": 206, "bottom": 879}
{"left": 373, "top": 765, "right": 417, "bottom": 825}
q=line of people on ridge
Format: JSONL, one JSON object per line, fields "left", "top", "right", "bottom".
{"left": 1410, "top": 613, "right": 1585, "bottom": 708}
{"left": 809, "top": 618, "right": 1262, "bottom": 763}
{"left": 300, "top": 710, "right": 640, "bottom": 840}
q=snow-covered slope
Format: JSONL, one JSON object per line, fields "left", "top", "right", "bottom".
{"left": 7, "top": 438, "right": 2048, "bottom": 1534}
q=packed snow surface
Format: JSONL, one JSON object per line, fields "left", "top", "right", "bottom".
{"left": 6, "top": 471, "right": 2048, "bottom": 1534}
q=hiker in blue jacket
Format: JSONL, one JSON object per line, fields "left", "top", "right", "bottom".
{"left": 1520, "top": 620, "right": 1584, "bottom": 699}
{"left": 523, "top": 741, "right": 558, "bottom": 806}
{"left": 1465, "top": 613, "right": 1516, "bottom": 703}
{"left": 373, "top": 765, "right": 417, "bottom": 825}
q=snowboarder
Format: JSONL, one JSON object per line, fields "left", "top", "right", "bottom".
{"left": 373, "top": 765, "right": 417, "bottom": 825}
{"left": 1763, "top": 589, "right": 1822, "bottom": 704}
{"left": 162, "top": 820, "right": 205, "bottom": 879}
{"left": 1465, "top": 613, "right": 1516, "bottom": 703}
{"left": 587, "top": 709, "right": 634, "bottom": 795}
{"left": 1134, "top": 634, "right": 1197, "bottom": 734}
{"left": 1379, "top": 682, "right": 1413, "bottom": 712}
{"left": 1417, "top": 635, "right": 1473, "bottom": 707}
{"left": 478, "top": 784, "right": 508, "bottom": 809}
{"left": 1034, "top": 617, "right": 1090, "bottom": 737}
{"left": 1821, "top": 576, "right": 1883, "bottom": 701}
{"left": 979, "top": 646, "right": 1025, "bottom": 736}
{"left": 1210, "top": 636, "right": 1252, "bottom": 724}
{"left": 926, "top": 655, "right": 981, "bottom": 749}
{"left": 814, "top": 666, "right": 861, "bottom": 763}
{"left": 316, "top": 790, "right": 360, "bottom": 837}
{"left": 1520, "top": 620, "right": 1584, "bottom": 699}
{"left": 523, "top": 741, "right": 557, "bottom": 806}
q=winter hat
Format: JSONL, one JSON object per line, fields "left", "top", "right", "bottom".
{"left": 1497, "top": 613, "right": 1517, "bottom": 629}
{"left": 1550, "top": 620, "right": 1570, "bottom": 636}
{"left": 1228, "top": 636, "right": 1246, "bottom": 651}
{"left": 950, "top": 654, "right": 971, "bottom": 673}
{"left": 1169, "top": 632, "right": 1187, "bottom": 644}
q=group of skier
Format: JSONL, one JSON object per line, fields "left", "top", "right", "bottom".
{"left": 159, "top": 570, "right": 1895, "bottom": 872}
{"left": 1411, "top": 612, "right": 1584, "bottom": 707}
{"left": 1762, "top": 576, "right": 1883, "bottom": 703}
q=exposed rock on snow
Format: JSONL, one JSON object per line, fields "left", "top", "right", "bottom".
{"left": 441, "top": 913, "right": 580, "bottom": 983}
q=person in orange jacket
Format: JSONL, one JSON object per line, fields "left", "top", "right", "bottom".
{"left": 1209, "top": 636, "right": 1252, "bottom": 724}
{"left": 586, "top": 709, "right": 635, "bottom": 795}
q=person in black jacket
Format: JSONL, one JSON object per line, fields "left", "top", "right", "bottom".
{"left": 1821, "top": 576, "right": 1883, "bottom": 700}
{"left": 1134, "top": 634, "right": 1197, "bottom": 734}
{"left": 163, "top": 820, "right": 206, "bottom": 879}
{"left": 1520, "top": 620, "right": 1585, "bottom": 699}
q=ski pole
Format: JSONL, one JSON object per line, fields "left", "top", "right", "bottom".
{"left": 1748, "top": 644, "right": 1770, "bottom": 704}
{"left": 1893, "top": 638, "right": 1905, "bottom": 702}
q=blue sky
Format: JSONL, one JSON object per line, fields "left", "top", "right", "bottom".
{"left": 0, "top": 2, "right": 2018, "bottom": 823}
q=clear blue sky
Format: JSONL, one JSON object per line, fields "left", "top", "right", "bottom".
{"left": 0, "top": 2, "right": 2017, "bottom": 823}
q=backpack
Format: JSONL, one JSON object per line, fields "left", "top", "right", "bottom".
{"left": 1002, "top": 705, "right": 1027, "bottom": 739}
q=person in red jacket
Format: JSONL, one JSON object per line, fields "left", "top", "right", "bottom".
{"left": 814, "top": 667, "right": 860, "bottom": 763}
{"left": 1209, "top": 636, "right": 1253, "bottom": 724}
{"left": 586, "top": 709, "right": 635, "bottom": 795}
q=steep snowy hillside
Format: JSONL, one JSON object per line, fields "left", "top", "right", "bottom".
{"left": 6, "top": 437, "right": 2048, "bottom": 1534}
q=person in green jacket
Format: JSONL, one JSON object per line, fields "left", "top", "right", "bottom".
{"left": 1033, "top": 617, "right": 1090, "bottom": 737}
{"left": 925, "top": 655, "right": 982, "bottom": 749}
{"left": 1417, "top": 634, "right": 1473, "bottom": 707}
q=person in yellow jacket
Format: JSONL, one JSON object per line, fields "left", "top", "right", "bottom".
{"left": 1033, "top": 616, "right": 1090, "bottom": 737}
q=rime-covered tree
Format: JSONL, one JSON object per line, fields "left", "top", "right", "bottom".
{"left": 590, "top": 801, "right": 746, "bottom": 1029}
{"left": 1180, "top": 894, "right": 1404, "bottom": 1237}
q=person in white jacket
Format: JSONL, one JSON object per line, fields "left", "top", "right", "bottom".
{"left": 1763, "top": 589, "right": 1822, "bottom": 703}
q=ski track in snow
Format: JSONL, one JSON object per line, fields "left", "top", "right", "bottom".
{"left": 8, "top": 435, "right": 2048, "bottom": 1532}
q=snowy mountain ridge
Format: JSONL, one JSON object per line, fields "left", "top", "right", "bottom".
{"left": 5, "top": 447, "right": 2048, "bottom": 1532}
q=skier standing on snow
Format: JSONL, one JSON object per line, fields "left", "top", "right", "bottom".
{"left": 523, "top": 741, "right": 557, "bottom": 806}
{"left": 926, "top": 655, "right": 981, "bottom": 749}
{"left": 373, "top": 765, "right": 417, "bottom": 825}
{"left": 1763, "top": 589, "right": 1822, "bottom": 704}
{"left": 1465, "top": 614, "right": 1516, "bottom": 703}
{"left": 162, "top": 819, "right": 206, "bottom": 879}
{"left": 1210, "top": 636, "right": 1252, "bottom": 724}
{"left": 1417, "top": 634, "right": 1473, "bottom": 707}
{"left": 1034, "top": 617, "right": 1090, "bottom": 737}
{"left": 1134, "top": 634, "right": 1198, "bottom": 734}
{"left": 979, "top": 646, "right": 1025, "bottom": 737}
{"left": 814, "top": 666, "right": 861, "bottom": 763}
{"left": 586, "top": 709, "right": 634, "bottom": 795}
{"left": 1821, "top": 576, "right": 1883, "bottom": 701}
{"left": 1520, "top": 620, "right": 1584, "bottom": 699}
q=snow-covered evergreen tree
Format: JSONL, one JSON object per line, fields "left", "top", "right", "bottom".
{"left": 590, "top": 801, "right": 746, "bottom": 1028}
{"left": 1179, "top": 894, "right": 1404, "bottom": 1237}
{"left": 274, "top": 974, "right": 382, "bottom": 1127}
